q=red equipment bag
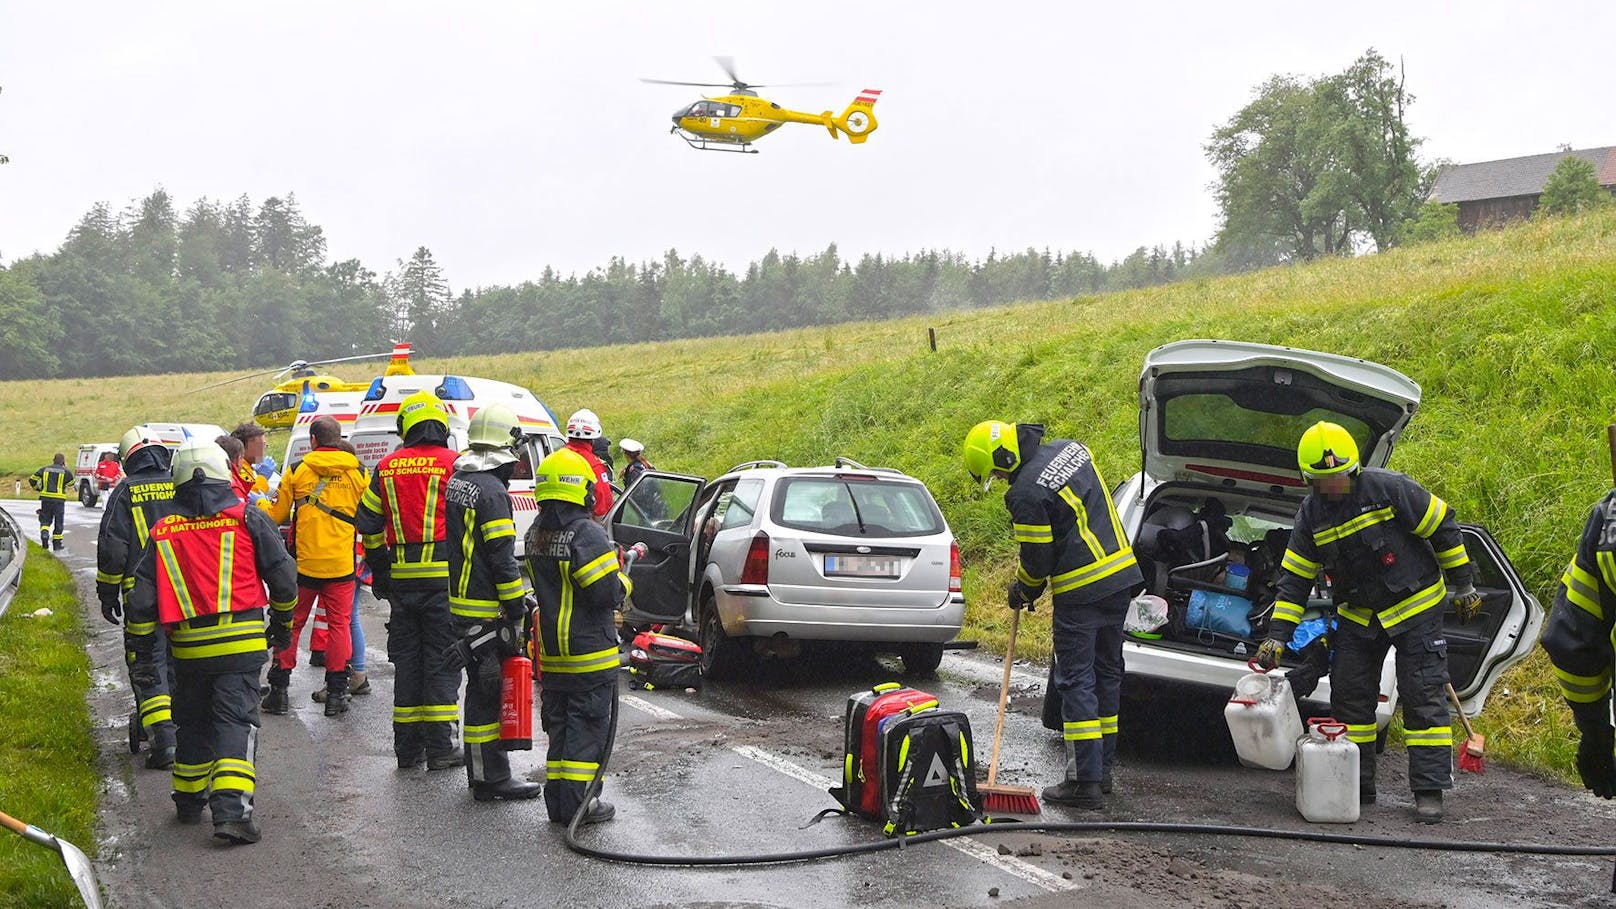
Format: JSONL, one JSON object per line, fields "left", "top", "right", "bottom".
{"left": 830, "top": 682, "right": 938, "bottom": 819}
{"left": 829, "top": 682, "right": 983, "bottom": 835}
{"left": 626, "top": 631, "right": 702, "bottom": 691}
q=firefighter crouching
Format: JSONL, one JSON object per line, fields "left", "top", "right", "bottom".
{"left": 1255, "top": 421, "right": 1481, "bottom": 824}
{"left": 123, "top": 439, "right": 297, "bottom": 845}
{"left": 1541, "top": 488, "right": 1616, "bottom": 799}
{"left": 441, "top": 404, "right": 542, "bottom": 802}
{"left": 355, "top": 390, "right": 464, "bottom": 771}
{"left": 30, "top": 452, "right": 74, "bottom": 550}
{"left": 525, "top": 448, "right": 631, "bottom": 824}
{"left": 96, "top": 427, "right": 179, "bottom": 770}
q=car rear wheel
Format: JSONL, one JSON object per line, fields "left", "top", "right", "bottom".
{"left": 698, "top": 591, "right": 749, "bottom": 681}
{"left": 897, "top": 643, "right": 944, "bottom": 676}
{"left": 78, "top": 482, "right": 98, "bottom": 507}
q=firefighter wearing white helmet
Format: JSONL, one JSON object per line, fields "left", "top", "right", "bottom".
{"left": 564, "top": 408, "right": 613, "bottom": 520}
{"left": 123, "top": 438, "right": 297, "bottom": 845}
{"left": 97, "top": 425, "right": 179, "bottom": 770}
{"left": 524, "top": 448, "right": 631, "bottom": 824}
{"left": 440, "top": 404, "right": 542, "bottom": 802}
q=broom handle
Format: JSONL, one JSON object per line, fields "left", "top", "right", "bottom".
{"left": 0, "top": 809, "right": 25, "bottom": 836}
{"left": 1608, "top": 425, "right": 1616, "bottom": 488}
{"left": 1445, "top": 683, "right": 1477, "bottom": 740}
{"left": 986, "top": 607, "right": 1021, "bottom": 787}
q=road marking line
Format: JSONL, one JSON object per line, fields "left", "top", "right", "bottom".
{"left": 731, "top": 744, "right": 1077, "bottom": 893}
{"left": 620, "top": 694, "right": 684, "bottom": 721}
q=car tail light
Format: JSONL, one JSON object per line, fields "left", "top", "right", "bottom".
{"left": 949, "top": 540, "right": 962, "bottom": 594}
{"left": 740, "top": 531, "right": 771, "bottom": 585}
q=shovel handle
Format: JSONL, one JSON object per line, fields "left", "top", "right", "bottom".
{"left": 986, "top": 608, "right": 1021, "bottom": 787}
{"left": 0, "top": 809, "right": 24, "bottom": 836}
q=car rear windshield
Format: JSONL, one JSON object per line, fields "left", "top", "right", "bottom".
{"left": 1162, "top": 394, "right": 1374, "bottom": 468}
{"left": 771, "top": 477, "right": 944, "bottom": 537}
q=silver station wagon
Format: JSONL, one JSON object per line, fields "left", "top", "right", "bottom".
{"left": 608, "top": 458, "right": 966, "bottom": 679}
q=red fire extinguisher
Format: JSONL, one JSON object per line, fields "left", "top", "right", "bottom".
{"left": 499, "top": 652, "right": 533, "bottom": 751}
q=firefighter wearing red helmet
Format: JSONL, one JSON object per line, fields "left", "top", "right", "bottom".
{"left": 124, "top": 439, "right": 298, "bottom": 845}
{"left": 355, "top": 390, "right": 465, "bottom": 771}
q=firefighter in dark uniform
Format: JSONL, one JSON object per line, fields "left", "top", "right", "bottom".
{"left": 1256, "top": 421, "right": 1481, "bottom": 823}
{"left": 355, "top": 390, "right": 464, "bottom": 771}
{"left": 963, "top": 420, "right": 1143, "bottom": 810}
{"left": 442, "top": 404, "right": 541, "bottom": 802}
{"left": 30, "top": 452, "right": 74, "bottom": 550}
{"left": 1541, "top": 487, "right": 1616, "bottom": 799}
{"left": 525, "top": 448, "right": 630, "bottom": 824}
{"left": 124, "top": 439, "right": 297, "bottom": 844}
{"left": 96, "top": 427, "right": 179, "bottom": 770}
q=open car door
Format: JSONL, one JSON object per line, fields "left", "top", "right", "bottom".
{"left": 608, "top": 471, "right": 706, "bottom": 626}
{"left": 1444, "top": 524, "right": 1546, "bottom": 714}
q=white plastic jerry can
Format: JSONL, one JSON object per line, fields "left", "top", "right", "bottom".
{"left": 1296, "top": 718, "right": 1361, "bottom": 823}
{"left": 1224, "top": 659, "right": 1305, "bottom": 770}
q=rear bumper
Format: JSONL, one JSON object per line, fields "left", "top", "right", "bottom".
{"left": 718, "top": 585, "right": 965, "bottom": 643}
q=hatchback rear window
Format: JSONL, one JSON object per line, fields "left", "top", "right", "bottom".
{"left": 1162, "top": 394, "right": 1374, "bottom": 468}
{"left": 771, "top": 477, "right": 944, "bottom": 537}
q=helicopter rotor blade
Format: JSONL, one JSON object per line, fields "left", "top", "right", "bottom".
{"left": 714, "top": 55, "right": 742, "bottom": 87}
{"left": 641, "top": 78, "right": 735, "bottom": 88}
{"left": 190, "top": 349, "right": 401, "bottom": 392}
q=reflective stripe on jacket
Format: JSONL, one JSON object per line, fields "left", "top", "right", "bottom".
{"left": 526, "top": 505, "right": 629, "bottom": 689}
{"left": 356, "top": 443, "right": 458, "bottom": 582}
{"left": 96, "top": 471, "right": 175, "bottom": 600}
{"left": 31, "top": 464, "right": 74, "bottom": 499}
{"left": 1542, "top": 490, "right": 1616, "bottom": 707}
{"left": 446, "top": 467, "right": 526, "bottom": 621}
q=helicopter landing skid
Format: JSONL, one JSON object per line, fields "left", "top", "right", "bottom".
{"left": 673, "top": 129, "right": 758, "bottom": 154}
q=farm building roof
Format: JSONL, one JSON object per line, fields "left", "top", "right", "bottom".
{"left": 1429, "top": 146, "right": 1616, "bottom": 203}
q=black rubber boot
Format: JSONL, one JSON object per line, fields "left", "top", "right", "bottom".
{"left": 579, "top": 798, "right": 616, "bottom": 825}
{"left": 40, "top": 529, "right": 49, "bottom": 549}
{"left": 473, "top": 778, "right": 543, "bottom": 802}
{"left": 1042, "top": 781, "right": 1105, "bottom": 810}
{"left": 213, "top": 818, "right": 261, "bottom": 845}
{"left": 1414, "top": 790, "right": 1443, "bottom": 824}
{"left": 323, "top": 671, "right": 350, "bottom": 717}
{"left": 175, "top": 802, "right": 204, "bottom": 825}
{"left": 145, "top": 745, "right": 176, "bottom": 770}
{"left": 427, "top": 748, "right": 464, "bottom": 771}
{"left": 261, "top": 667, "right": 291, "bottom": 716}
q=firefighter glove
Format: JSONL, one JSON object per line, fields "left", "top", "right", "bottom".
{"left": 369, "top": 570, "right": 392, "bottom": 601}
{"left": 443, "top": 633, "right": 477, "bottom": 672}
{"left": 477, "top": 653, "right": 504, "bottom": 699}
{"left": 1449, "top": 584, "right": 1482, "bottom": 624}
{"left": 1575, "top": 722, "right": 1616, "bottom": 798}
{"left": 1007, "top": 580, "right": 1039, "bottom": 612}
{"left": 267, "top": 619, "right": 293, "bottom": 652}
{"left": 98, "top": 591, "right": 123, "bottom": 625}
{"left": 1255, "top": 638, "right": 1286, "bottom": 671}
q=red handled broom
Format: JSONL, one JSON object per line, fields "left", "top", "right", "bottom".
{"left": 979, "top": 607, "right": 1040, "bottom": 814}
{"left": 1445, "top": 683, "right": 1485, "bottom": 774}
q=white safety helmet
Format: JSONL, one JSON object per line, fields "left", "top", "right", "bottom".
{"left": 565, "top": 408, "right": 603, "bottom": 440}
{"left": 119, "top": 426, "right": 155, "bottom": 461}
{"left": 619, "top": 438, "right": 644, "bottom": 455}
{"left": 170, "top": 438, "right": 232, "bottom": 486}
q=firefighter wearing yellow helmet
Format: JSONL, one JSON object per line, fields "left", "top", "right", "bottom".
{"left": 355, "top": 389, "right": 465, "bottom": 770}
{"left": 962, "top": 420, "right": 1141, "bottom": 810}
{"left": 1258, "top": 420, "right": 1480, "bottom": 823}
{"left": 524, "top": 448, "right": 631, "bottom": 825}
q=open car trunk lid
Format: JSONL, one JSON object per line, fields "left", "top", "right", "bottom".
{"left": 1139, "top": 340, "right": 1421, "bottom": 499}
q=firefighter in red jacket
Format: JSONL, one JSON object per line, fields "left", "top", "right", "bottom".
{"left": 564, "top": 408, "right": 614, "bottom": 520}
{"left": 124, "top": 439, "right": 297, "bottom": 845}
{"left": 526, "top": 448, "right": 631, "bottom": 824}
{"left": 355, "top": 391, "right": 464, "bottom": 770}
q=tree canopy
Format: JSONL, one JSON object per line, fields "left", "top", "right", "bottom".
{"left": 1538, "top": 156, "right": 1611, "bottom": 217}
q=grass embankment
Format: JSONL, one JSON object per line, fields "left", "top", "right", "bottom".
{"left": 2, "top": 208, "right": 1613, "bottom": 779}
{"left": 0, "top": 546, "right": 98, "bottom": 909}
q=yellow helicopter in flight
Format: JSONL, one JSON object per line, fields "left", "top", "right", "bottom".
{"left": 196, "top": 342, "right": 419, "bottom": 430}
{"left": 644, "top": 57, "right": 880, "bottom": 154}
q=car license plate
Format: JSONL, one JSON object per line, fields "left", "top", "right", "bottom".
{"left": 824, "top": 554, "right": 901, "bottom": 579}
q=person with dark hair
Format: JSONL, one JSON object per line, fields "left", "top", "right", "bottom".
{"left": 230, "top": 422, "right": 271, "bottom": 504}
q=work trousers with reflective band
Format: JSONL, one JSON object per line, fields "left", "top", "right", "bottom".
{"left": 1330, "top": 611, "right": 1452, "bottom": 792}
{"left": 458, "top": 618, "right": 513, "bottom": 787}
{"left": 311, "top": 598, "right": 330, "bottom": 653}
{"left": 38, "top": 498, "right": 64, "bottom": 546}
{"left": 275, "top": 576, "right": 355, "bottom": 674}
{"left": 126, "top": 631, "right": 177, "bottom": 751}
{"left": 540, "top": 679, "right": 615, "bottom": 823}
{"left": 171, "top": 667, "right": 261, "bottom": 823}
{"left": 386, "top": 585, "right": 459, "bottom": 760}
{"left": 1053, "top": 588, "right": 1129, "bottom": 783}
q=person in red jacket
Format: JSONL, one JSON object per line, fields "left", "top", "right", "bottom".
{"left": 564, "top": 408, "right": 613, "bottom": 520}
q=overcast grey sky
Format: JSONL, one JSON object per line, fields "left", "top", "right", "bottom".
{"left": 2, "top": 2, "right": 1613, "bottom": 289}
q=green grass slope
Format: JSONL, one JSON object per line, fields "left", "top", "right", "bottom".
{"left": 2, "top": 208, "right": 1611, "bottom": 778}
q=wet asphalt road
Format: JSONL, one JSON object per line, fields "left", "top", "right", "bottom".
{"left": 12, "top": 498, "right": 1616, "bottom": 909}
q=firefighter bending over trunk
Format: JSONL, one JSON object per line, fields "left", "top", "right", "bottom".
{"left": 1541, "top": 486, "right": 1616, "bottom": 799}
{"left": 526, "top": 448, "right": 631, "bottom": 824}
{"left": 441, "top": 405, "right": 542, "bottom": 802}
{"left": 355, "top": 390, "right": 464, "bottom": 771}
{"left": 963, "top": 420, "right": 1142, "bottom": 810}
{"left": 124, "top": 439, "right": 297, "bottom": 845}
{"left": 96, "top": 427, "right": 179, "bottom": 770}
{"left": 30, "top": 452, "right": 73, "bottom": 550}
{"left": 1256, "top": 421, "right": 1480, "bottom": 824}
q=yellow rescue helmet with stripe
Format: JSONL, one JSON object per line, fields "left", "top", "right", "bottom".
{"left": 1296, "top": 421, "right": 1360, "bottom": 479}
{"left": 397, "top": 390, "right": 450, "bottom": 437}
{"left": 962, "top": 420, "right": 1021, "bottom": 491}
{"left": 533, "top": 448, "right": 596, "bottom": 507}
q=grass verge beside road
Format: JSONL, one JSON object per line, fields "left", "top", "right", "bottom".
{"left": 0, "top": 545, "right": 99, "bottom": 909}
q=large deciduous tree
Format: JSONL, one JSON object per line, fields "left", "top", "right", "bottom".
{"left": 1538, "top": 156, "right": 1611, "bottom": 216}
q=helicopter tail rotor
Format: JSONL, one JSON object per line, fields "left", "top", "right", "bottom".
{"left": 827, "top": 89, "right": 881, "bottom": 144}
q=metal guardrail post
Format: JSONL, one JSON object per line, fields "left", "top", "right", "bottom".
{"left": 0, "top": 506, "right": 25, "bottom": 620}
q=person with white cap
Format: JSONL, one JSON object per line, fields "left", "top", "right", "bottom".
{"left": 619, "top": 438, "right": 653, "bottom": 491}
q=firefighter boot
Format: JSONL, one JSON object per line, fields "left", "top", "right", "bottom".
{"left": 427, "top": 748, "right": 464, "bottom": 771}
{"left": 214, "top": 818, "right": 261, "bottom": 845}
{"left": 1414, "top": 790, "right": 1443, "bottom": 824}
{"left": 145, "top": 745, "right": 176, "bottom": 770}
{"left": 261, "top": 667, "right": 291, "bottom": 716}
{"left": 1359, "top": 745, "right": 1377, "bottom": 804}
{"left": 473, "top": 777, "right": 543, "bottom": 802}
{"left": 1042, "top": 741, "right": 1104, "bottom": 810}
{"left": 309, "top": 649, "right": 326, "bottom": 668}
{"left": 323, "top": 670, "right": 350, "bottom": 717}
{"left": 580, "top": 797, "right": 616, "bottom": 825}
{"left": 40, "top": 528, "right": 49, "bottom": 549}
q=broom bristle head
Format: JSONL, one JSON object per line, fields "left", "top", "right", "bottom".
{"left": 981, "top": 784, "right": 1041, "bottom": 815}
{"left": 1458, "top": 733, "right": 1485, "bottom": 773}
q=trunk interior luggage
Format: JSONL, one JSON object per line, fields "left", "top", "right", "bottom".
{"left": 829, "top": 682, "right": 982, "bottom": 835}
{"left": 626, "top": 631, "right": 703, "bottom": 691}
